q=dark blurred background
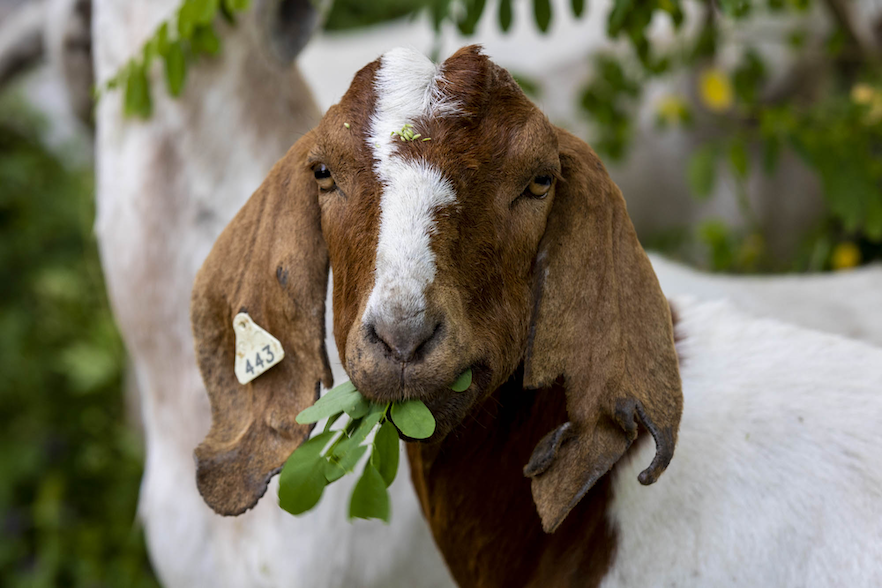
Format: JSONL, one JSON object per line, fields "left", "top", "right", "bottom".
{"left": 1, "top": 0, "right": 879, "bottom": 585}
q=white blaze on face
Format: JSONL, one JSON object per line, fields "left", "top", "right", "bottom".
{"left": 364, "top": 48, "right": 459, "bottom": 325}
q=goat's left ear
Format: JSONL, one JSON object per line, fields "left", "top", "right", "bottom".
{"left": 190, "top": 131, "right": 332, "bottom": 516}
{"left": 523, "top": 129, "right": 683, "bottom": 533}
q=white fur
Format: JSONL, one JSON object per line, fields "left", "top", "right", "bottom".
{"left": 604, "top": 298, "right": 882, "bottom": 587}
{"left": 650, "top": 253, "right": 882, "bottom": 347}
{"left": 364, "top": 48, "right": 457, "bottom": 326}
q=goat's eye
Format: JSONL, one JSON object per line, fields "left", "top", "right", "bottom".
{"left": 526, "top": 174, "right": 553, "bottom": 198}
{"left": 313, "top": 164, "right": 336, "bottom": 192}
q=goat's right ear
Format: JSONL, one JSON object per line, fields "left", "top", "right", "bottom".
{"left": 523, "top": 129, "right": 683, "bottom": 533}
{"left": 190, "top": 131, "right": 332, "bottom": 516}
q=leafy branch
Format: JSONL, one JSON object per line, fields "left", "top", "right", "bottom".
{"left": 98, "top": 0, "right": 252, "bottom": 118}
{"left": 279, "top": 370, "right": 471, "bottom": 521}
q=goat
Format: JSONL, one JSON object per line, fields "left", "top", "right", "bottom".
{"left": 190, "top": 45, "right": 882, "bottom": 587}
{"left": 651, "top": 253, "right": 882, "bottom": 348}
{"left": 93, "top": 2, "right": 453, "bottom": 586}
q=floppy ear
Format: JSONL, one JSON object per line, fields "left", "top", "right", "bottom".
{"left": 523, "top": 129, "right": 683, "bottom": 533}
{"left": 190, "top": 131, "right": 332, "bottom": 516}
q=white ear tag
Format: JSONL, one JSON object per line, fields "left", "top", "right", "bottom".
{"left": 233, "top": 313, "right": 285, "bottom": 385}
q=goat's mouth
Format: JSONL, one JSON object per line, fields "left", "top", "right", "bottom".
{"left": 348, "top": 360, "right": 492, "bottom": 442}
{"left": 404, "top": 362, "right": 492, "bottom": 442}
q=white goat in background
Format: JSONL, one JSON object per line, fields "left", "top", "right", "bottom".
{"left": 92, "top": 1, "right": 454, "bottom": 586}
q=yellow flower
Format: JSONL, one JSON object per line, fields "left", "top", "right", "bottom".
{"left": 656, "top": 95, "right": 689, "bottom": 126}
{"left": 699, "top": 68, "right": 733, "bottom": 113}
{"left": 851, "top": 84, "right": 875, "bottom": 105}
{"left": 831, "top": 242, "right": 861, "bottom": 270}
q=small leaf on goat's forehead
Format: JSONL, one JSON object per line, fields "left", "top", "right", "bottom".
{"left": 373, "top": 420, "right": 400, "bottom": 487}
{"left": 391, "top": 400, "right": 436, "bottom": 439}
{"left": 232, "top": 313, "right": 285, "bottom": 385}
{"left": 450, "top": 368, "right": 473, "bottom": 392}
{"left": 349, "top": 464, "right": 390, "bottom": 522}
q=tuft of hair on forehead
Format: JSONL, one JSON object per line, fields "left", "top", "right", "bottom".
{"left": 436, "top": 45, "right": 504, "bottom": 118}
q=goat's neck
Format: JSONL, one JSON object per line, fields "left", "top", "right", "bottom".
{"left": 407, "top": 372, "right": 617, "bottom": 588}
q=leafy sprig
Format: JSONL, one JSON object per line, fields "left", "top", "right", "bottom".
{"left": 278, "top": 369, "right": 472, "bottom": 522}
{"left": 99, "top": 0, "right": 252, "bottom": 118}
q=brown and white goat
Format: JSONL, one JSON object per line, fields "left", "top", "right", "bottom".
{"left": 192, "top": 45, "right": 882, "bottom": 587}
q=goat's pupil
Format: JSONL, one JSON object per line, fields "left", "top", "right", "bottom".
{"left": 535, "top": 175, "right": 551, "bottom": 186}
{"left": 314, "top": 165, "right": 331, "bottom": 179}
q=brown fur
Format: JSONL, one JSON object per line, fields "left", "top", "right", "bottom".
{"left": 190, "top": 45, "right": 683, "bottom": 584}
{"left": 408, "top": 374, "right": 617, "bottom": 588}
{"left": 522, "top": 130, "right": 683, "bottom": 533}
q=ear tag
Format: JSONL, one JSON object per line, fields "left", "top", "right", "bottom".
{"left": 233, "top": 313, "right": 285, "bottom": 385}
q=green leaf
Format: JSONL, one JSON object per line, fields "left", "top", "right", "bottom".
{"left": 344, "top": 395, "right": 371, "bottom": 419}
{"left": 177, "top": 3, "right": 195, "bottom": 38}
{"left": 224, "top": 0, "right": 251, "bottom": 11}
{"left": 192, "top": 0, "right": 219, "bottom": 25}
{"left": 124, "top": 62, "right": 152, "bottom": 118}
{"left": 322, "top": 411, "right": 344, "bottom": 433}
{"left": 533, "top": 0, "right": 552, "bottom": 32}
{"left": 391, "top": 400, "right": 436, "bottom": 439}
{"left": 687, "top": 145, "right": 717, "bottom": 200}
{"left": 277, "top": 431, "right": 335, "bottom": 515}
{"left": 156, "top": 22, "right": 170, "bottom": 56}
{"left": 279, "top": 459, "right": 328, "bottom": 515}
{"left": 335, "top": 444, "right": 368, "bottom": 474}
{"left": 324, "top": 459, "right": 346, "bottom": 483}
{"left": 282, "top": 431, "right": 336, "bottom": 470}
{"left": 498, "top": 0, "right": 513, "bottom": 32}
{"left": 349, "top": 463, "right": 390, "bottom": 522}
{"left": 728, "top": 138, "right": 749, "bottom": 179}
{"left": 457, "top": 0, "right": 486, "bottom": 36}
{"left": 571, "top": 0, "right": 585, "bottom": 18}
{"left": 296, "top": 388, "right": 363, "bottom": 424}
{"left": 326, "top": 380, "right": 358, "bottom": 398}
{"left": 164, "top": 42, "right": 186, "bottom": 97}
{"left": 333, "top": 406, "right": 384, "bottom": 455}
{"left": 607, "top": 0, "right": 633, "bottom": 37}
{"left": 372, "top": 420, "right": 400, "bottom": 487}
{"left": 192, "top": 24, "right": 221, "bottom": 56}
{"left": 450, "top": 368, "right": 472, "bottom": 392}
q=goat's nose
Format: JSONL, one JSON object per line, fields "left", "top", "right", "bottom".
{"left": 369, "top": 316, "right": 441, "bottom": 363}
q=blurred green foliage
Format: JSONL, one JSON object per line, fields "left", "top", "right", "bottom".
{"left": 0, "top": 98, "right": 158, "bottom": 587}
{"left": 574, "top": 0, "right": 882, "bottom": 272}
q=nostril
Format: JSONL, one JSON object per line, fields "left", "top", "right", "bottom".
{"left": 369, "top": 318, "right": 442, "bottom": 363}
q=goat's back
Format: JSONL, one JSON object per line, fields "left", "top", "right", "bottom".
{"left": 604, "top": 298, "right": 882, "bottom": 587}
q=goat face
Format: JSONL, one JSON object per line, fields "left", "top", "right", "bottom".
{"left": 318, "top": 47, "right": 561, "bottom": 440}
{"left": 191, "top": 46, "right": 683, "bottom": 533}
